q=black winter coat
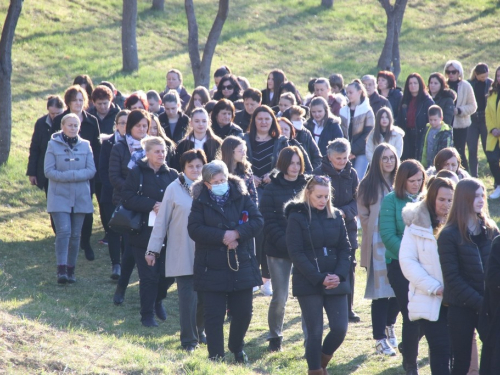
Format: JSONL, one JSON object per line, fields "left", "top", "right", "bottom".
{"left": 98, "top": 133, "right": 116, "bottom": 204}
{"left": 52, "top": 110, "right": 101, "bottom": 186}
{"left": 260, "top": 172, "right": 308, "bottom": 259}
{"left": 437, "top": 223, "right": 498, "bottom": 311}
{"left": 108, "top": 138, "right": 131, "bottom": 206}
{"left": 261, "top": 88, "right": 278, "bottom": 107}
{"left": 88, "top": 104, "right": 120, "bottom": 135}
{"left": 385, "top": 88, "right": 403, "bottom": 120}
{"left": 122, "top": 160, "right": 179, "bottom": 248}
{"left": 285, "top": 202, "right": 351, "bottom": 296}
{"left": 295, "top": 127, "right": 323, "bottom": 169}
{"left": 369, "top": 91, "right": 392, "bottom": 116}
{"left": 27, "top": 114, "right": 53, "bottom": 189}
{"left": 313, "top": 158, "right": 359, "bottom": 250}
{"left": 188, "top": 175, "right": 264, "bottom": 292}
{"left": 305, "top": 117, "right": 344, "bottom": 156}
{"left": 159, "top": 111, "right": 190, "bottom": 143}
{"left": 172, "top": 136, "right": 222, "bottom": 171}
{"left": 234, "top": 110, "right": 251, "bottom": 133}
{"left": 212, "top": 121, "right": 244, "bottom": 140}
{"left": 397, "top": 94, "right": 434, "bottom": 161}
{"left": 432, "top": 89, "right": 457, "bottom": 126}
{"left": 479, "top": 236, "right": 500, "bottom": 375}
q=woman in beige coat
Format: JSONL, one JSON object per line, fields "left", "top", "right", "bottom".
{"left": 146, "top": 149, "right": 207, "bottom": 351}
{"left": 444, "top": 60, "right": 477, "bottom": 170}
{"left": 357, "top": 143, "right": 400, "bottom": 356}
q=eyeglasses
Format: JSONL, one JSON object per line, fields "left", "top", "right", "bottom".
{"left": 445, "top": 70, "right": 458, "bottom": 75}
{"left": 382, "top": 156, "right": 396, "bottom": 163}
{"left": 222, "top": 85, "right": 234, "bottom": 90}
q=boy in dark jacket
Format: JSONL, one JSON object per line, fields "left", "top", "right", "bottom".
{"left": 421, "top": 105, "right": 453, "bottom": 168}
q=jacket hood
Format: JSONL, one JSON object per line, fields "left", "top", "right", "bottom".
{"left": 438, "top": 88, "right": 457, "bottom": 101}
{"left": 284, "top": 201, "right": 309, "bottom": 218}
{"left": 340, "top": 96, "right": 372, "bottom": 118}
{"left": 50, "top": 131, "right": 83, "bottom": 145}
{"left": 402, "top": 200, "right": 432, "bottom": 228}
{"left": 191, "top": 174, "right": 247, "bottom": 200}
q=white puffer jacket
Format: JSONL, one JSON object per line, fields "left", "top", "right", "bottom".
{"left": 399, "top": 200, "right": 444, "bottom": 322}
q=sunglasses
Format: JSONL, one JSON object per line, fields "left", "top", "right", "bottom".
{"left": 222, "top": 85, "right": 234, "bottom": 90}
{"left": 445, "top": 70, "right": 458, "bottom": 75}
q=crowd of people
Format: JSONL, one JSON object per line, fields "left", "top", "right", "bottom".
{"left": 26, "top": 62, "right": 500, "bottom": 374}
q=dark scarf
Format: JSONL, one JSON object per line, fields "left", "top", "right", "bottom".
{"left": 208, "top": 185, "right": 231, "bottom": 207}
{"left": 62, "top": 133, "right": 78, "bottom": 148}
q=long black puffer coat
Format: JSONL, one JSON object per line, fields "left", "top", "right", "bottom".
{"left": 188, "top": 175, "right": 264, "bottom": 292}
{"left": 437, "top": 223, "right": 499, "bottom": 311}
{"left": 27, "top": 114, "right": 53, "bottom": 190}
{"left": 260, "top": 172, "right": 308, "bottom": 259}
{"left": 108, "top": 138, "right": 131, "bottom": 206}
{"left": 313, "top": 157, "right": 359, "bottom": 250}
{"left": 285, "top": 201, "right": 351, "bottom": 296}
{"left": 122, "top": 159, "right": 179, "bottom": 248}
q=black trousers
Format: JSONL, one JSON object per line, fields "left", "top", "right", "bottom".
{"left": 467, "top": 112, "right": 487, "bottom": 178}
{"left": 131, "top": 245, "right": 174, "bottom": 321}
{"left": 387, "top": 260, "right": 421, "bottom": 369}
{"left": 453, "top": 127, "right": 469, "bottom": 171}
{"left": 371, "top": 297, "right": 399, "bottom": 339}
{"left": 203, "top": 288, "right": 253, "bottom": 359}
{"left": 448, "top": 305, "right": 479, "bottom": 375}
{"left": 256, "top": 186, "right": 270, "bottom": 279}
{"left": 117, "top": 234, "right": 136, "bottom": 289}
{"left": 297, "top": 294, "right": 348, "bottom": 371}
{"left": 100, "top": 201, "right": 121, "bottom": 265}
{"left": 419, "top": 306, "right": 451, "bottom": 375}
{"left": 347, "top": 251, "right": 357, "bottom": 314}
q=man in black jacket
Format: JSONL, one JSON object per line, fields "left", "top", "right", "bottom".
{"left": 234, "top": 88, "right": 261, "bottom": 133}
{"left": 88, "top": 85, "right": 120, "bottom": 135}
{"left": 362, "top": 75, "right": 392, "bottom": 116}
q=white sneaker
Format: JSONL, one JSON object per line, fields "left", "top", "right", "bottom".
{"left": 490, "top": 186, "right": 500, "bottom": 199}
{"left": 375, "top": 338, "right": 397, "bottom": 356}
{"left": 386, "top": 325, "right": 398, "bottom": 348}
{"left": 261, "top": 279, "right": 273, "bottom": 296}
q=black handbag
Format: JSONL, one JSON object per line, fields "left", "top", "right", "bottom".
{"left": 108, "top": 171, "right": 144, "bottom": 235}
{"left": 307, "top": 223, "right": 351, "bottom": 295}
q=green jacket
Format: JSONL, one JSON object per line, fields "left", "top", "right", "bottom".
{"left": 421, "top": 122, "right": 453, "bottom": 168}
{"left": 379, "top": 191, "right": 412, "bottom": 263}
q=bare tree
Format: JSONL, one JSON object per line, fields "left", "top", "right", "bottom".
{"left": 122, "top": 0, "right": 138, "bottom": 72}
{"left": 0, "top": 0, "right": 23, "bottom": 166}
{"left": 321, "top": 0, "right": 334, "bottom": 7}
{"left": 377, "top": 0, "right": 408, "bottom": 81}
{"left": 185, "top": 0, "right": 229, "bottom": 88}
{"left": 152, "top": 0, "right": 165, "bottom": 11}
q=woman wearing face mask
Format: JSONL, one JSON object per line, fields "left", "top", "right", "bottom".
{"left": 365, "top": 107, "right": 404, "bottom": 163}
{"left": 397, "top": 73, "right": 435, "bottom": 162}
{"left": 313, "top": 138, "right": 360, "bottom": 323}
{"left": 379, "top": 160, "right": 426, "bottom": 374}
{"left": 444, "top": 60, "right": 478, "bottom": 171}
{"left": 305, "top": 97, "right": 343, "bottom": 157}
{"left": 210, "top": 99, "right": 244, "bottom": 140}
{"left": 44, "top": 113, "right": 96, "bottom": 284}
{"left": 399, "top": 177, "right": 455, "bottom": 375}
{"left": 261, "top": 147, "right": 308, "bottom": 352}
{"left": 188, "top": 160, "right": 264, "bottom": 362}
{"left": 339, "top": 79, "right": 375, "bottom": 178}
{"left": 438, "top": 179, "right": 499, "bottom": 375}
{"left": 174, "top": 108, "right": 222, "bottom": 171}
{"left": 147, "top": 149, "right": 207, "bottom": 350}
{"left": 185, "top": 86, "right": 211, "bottom": 117}
{"left": 285, "top": 175, "right": 352, "bottom": 375}
{"left": 99, "top": 110, "right": 130, "bottom": 279}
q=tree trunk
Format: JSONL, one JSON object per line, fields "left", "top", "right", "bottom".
{"left": 122, "top": 0, "right": 138, "bottom": 72}
{"left": 185, "top": 0, "right": 229, "bottom": 88}
{"left": 321, "top": 0, "right": 334, "bottom": 7}
{"left": 152, "top": 0, "right": 164, "bottom": 11}
{"left": 377, "top": 0, "right": 407, "bottom": 81}
{"left": 0, "top": 0, "right": 23, "bottom": 166}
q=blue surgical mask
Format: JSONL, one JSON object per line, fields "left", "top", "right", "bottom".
{"left": 211, "top": 182, "right": 229, "bottom": 196}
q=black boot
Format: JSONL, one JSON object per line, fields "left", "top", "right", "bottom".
{"left": 111, "top": 264, "right": 121, "bottom": 280}
{"left": 113, "top": 285, "right": 126, "bottom": 305}
{"left": 81, "top": 241, "right": 95, "bottom": 261}
{"left": 268, "top": 337, "right": 282, "bottom": 352}
{"left": 66, "top": 266, "right": 76, "bottom": 283}
{"left": 234, "top": 350, "right": 248, "bottom": 364}
{"left": 57, "top": 265, "right": 68, "bottom": 284}
{"left": 155, "top": 300, "right": 167, "bottom": 321}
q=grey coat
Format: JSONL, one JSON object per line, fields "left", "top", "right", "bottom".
{"left": 44, "top": 132, "right": 96, "bottom": 213}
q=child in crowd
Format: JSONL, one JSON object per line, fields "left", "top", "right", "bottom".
{"left": 146, "top": 90, "right": 165, "bottom": 116}
{"left": 421, "top": 105, "right": 453, "bottom": 168}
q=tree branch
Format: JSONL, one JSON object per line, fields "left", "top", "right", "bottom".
{"left": 0, "top": 0, "right": 23, "bottom": 76}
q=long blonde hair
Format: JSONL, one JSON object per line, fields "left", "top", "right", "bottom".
{"left": 295, "top": 175, "right": 336, "bottom": 220}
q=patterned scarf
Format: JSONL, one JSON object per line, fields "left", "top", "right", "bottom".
{"left": 126, "top": 134, "right": 146, "bottom": 169}
{"left": 62, "top": 133, "right": 78, "bottom": 148}
{"left": 406, "top": 192, "right": 419, "bottom": 202}
{"left": 179, "top": 173, "right": 194, "bottom": 195}
{"left": 208, "top": 185, "right": 231, "bottom": 207}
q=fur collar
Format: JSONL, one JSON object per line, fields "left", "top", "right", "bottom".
{"left": 191, "top": 173, "right": 247, "bottom": 200}
{"left": 402, "top": 200, "right": 432, "bottom": 229}
{"left": 284, "top": 201, "right": 309, "bottom": 218}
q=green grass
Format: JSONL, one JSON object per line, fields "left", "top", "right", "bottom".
{"left": 1, "top": 0, "right": 500, "bottom": 373}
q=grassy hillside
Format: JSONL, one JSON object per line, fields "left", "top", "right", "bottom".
{"left": 1, "top": 0, "right": 499, "bottom": 373}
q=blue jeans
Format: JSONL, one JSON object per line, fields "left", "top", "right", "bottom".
{"left": 353, "top": 154, "right": 369, "bottom": 179}
{"left": 51, "top": 211, "right": 86, "bottom": 267}
{"left": 267, "top": 256, "right": 293, "bottom": 339}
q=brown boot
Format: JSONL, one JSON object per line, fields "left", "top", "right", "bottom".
{"left": 321, "top": 353, "right": 333, "bottom": 375}
{"left": 307, "top": 370, "right": 324, "bottom": 375}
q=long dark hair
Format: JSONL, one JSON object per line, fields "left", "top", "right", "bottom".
{"left": 213, "top": 74, "right": 242, "bottom": 102}
{"left": 358, "top": 143, "right": 399, "bottom": 207}
{"left": 488, "top": 66, "right": 500, "bottom": 96}
{"left": 220, "top": 135, "right": 252, "bottom": 176}
{"left": 372, "top": 107, "right": 394, "bottom": 145}
{"left": 427, "top": 72, "right": 449, "bottom": 97}
{"left": 278, "top": 81, "right": 303, "bottom": 105}
{"left": 425, "top": 177, "right": 455, "bottom": 230}
{"left": 394, "top": 159, "right": 426, "bottom": 200}
{"left": 248, "top": 105, "right": 281, "bottom": 145}
{"left": 401, "top": 73, "right": 428, "bottom": 105}
{"left": 267, "top": 69, "right": 287, "bottom": 107}
{"left": 185, "top": 86, "right": 210, "bottom": 116}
